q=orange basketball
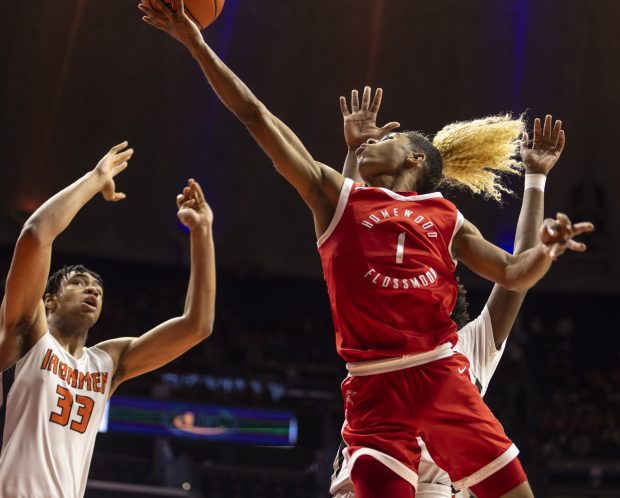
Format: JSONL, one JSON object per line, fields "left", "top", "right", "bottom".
{"left": 170, "top": 0, "right": 225, "bottom": 29}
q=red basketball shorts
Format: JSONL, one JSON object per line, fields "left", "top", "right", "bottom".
{"left": 340, "top": 353, "right": 522, "bottom": 491}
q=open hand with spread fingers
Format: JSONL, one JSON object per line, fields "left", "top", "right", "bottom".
{"left": 94, "top": 141, "right": 133, "bottom": 202}
{"left": 139, "top": 0, "right": 202, "bottom": 47}
{"left": 521, "top": 114, "right": 565, "bottom": 175}
{"left": 340, "top": 86, "right": 400, "bottom": 150}
{"left": 176, "top": 179, "right": 213, "bottom": 230}
{"left": 540, "top": 213, "right": 594, "bottom": 260}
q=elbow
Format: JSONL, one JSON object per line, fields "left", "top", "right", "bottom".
{"left": 184, "top": 315, "right": 214, "bottom": 340}
{"left": 500, "top": 277, "right": 531, "bottom": 293}
{"left": 198, "top": 322, "right": 214, "bottom": 340}
{"left": 18, "top": 221, "right": 51, "bottom": 247}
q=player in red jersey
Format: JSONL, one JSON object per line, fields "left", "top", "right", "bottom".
{"left": 139, "top": 2, "right": 593, "bottom": 496}
{"left": 330, "top": 90, "right": 563, "bottom": 498}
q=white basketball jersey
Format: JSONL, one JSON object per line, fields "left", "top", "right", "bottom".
{"left": 0, "top": 332, "right": 113, "bottom": 498}
{"left": 331, "top": 306, "right": 506, "bottom": 498}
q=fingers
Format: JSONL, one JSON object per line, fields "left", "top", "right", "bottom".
{"left": 571, "top": 221, "right": 595, "bottom": 236}
{"left": 138, "top": 1, "right": 163, "bottom": 17}
{"left": 351, "top": 89, "right": 359, "bottom": 113}
{"left": 550, "top": 118, "right": 562, "bottom": 147}
{"left": 112, "top": 192, "right": 126, "bottom": 202}
{"left": 361, "top": 86, "right": 371, "bottom": 112}
{"left": 114, "top": 148, "right": 134, "bottom": 163}
{"left": 379, "top": 121, "right": 401, "bottom": 134}
{"left": 112, "top": 161, "right": 129, "bottom": 176}
{"left": 369, "top": 87, "right": 383, "bottom": 115}
{"left": 542, "top": 114, "right": 552, "bottom": 144}
{"left": 533, "top": 117, "right": 542, "bottom": 148}
{"left": 339, "top": 96, "right": 350, "bottom": 117}
{"left": 521, "top": 131, "right": 529, "bottom": 150}
{"left": 110, "top": 141, "right": 129, "bottom": 153}
{"left": 556, "top": 130, "right": 566, "bottom": 154}
{"left": 142, "top": 15, "right": 168, "bottom": 30}
{"left": 176, "top": 179, "right": 205, "bottom": 209}
{"left": 566, "top": 239, "right": 587, "bottom": 252}
{"left": 189, "top": 178, "right": 206, "bottom": 203}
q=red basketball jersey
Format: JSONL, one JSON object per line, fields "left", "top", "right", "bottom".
{"left": 318, "top": 179, "right": 464, "bottom": 362}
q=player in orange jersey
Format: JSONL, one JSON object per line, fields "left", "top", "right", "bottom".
{"left": 0, "top": 142, "right": 216, "bottom": 498}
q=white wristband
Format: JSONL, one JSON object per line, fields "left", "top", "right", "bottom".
{"left": 524, "top": 173, "right": 546, "bottom": 192}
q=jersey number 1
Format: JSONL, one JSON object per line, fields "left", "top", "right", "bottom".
{"left": 396, "top": 232, "right": 406, "bottom": 264}
{"left": 49, "top": 385, "right": 95, "bottom": 434}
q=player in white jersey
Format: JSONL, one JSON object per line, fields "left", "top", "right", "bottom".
{"left": 0, "top": 142, "right": 216, "bottom": 498}
{"left": 330, "top": 93, "right": 573, "bottom": 497}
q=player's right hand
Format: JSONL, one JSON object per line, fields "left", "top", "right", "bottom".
{"left": 340, "top": 86, "right": 400, "bottom": 150}
{"left": 139, "top": 0, "right": 202, "bottom": 47}
{"left": 94, "top": 141, "right": 133, "bottom": 202}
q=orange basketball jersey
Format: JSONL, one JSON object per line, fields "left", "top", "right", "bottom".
{"left": 0, "top": 332, "right": 112, "bottom": 498}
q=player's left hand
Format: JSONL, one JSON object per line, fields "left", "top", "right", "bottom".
{"left": 540, "top": 213, "right": 594, "bottom": 259}
{"left": 139, "top": 0, "right": 202, "bottom": 47}
{"left": 176, "top": 179, "right": 213, "bottom": 230}
{"left": 521, "top": 115, "right": 565, "bottom": 175}
{"left": 340, "top": 87, "right": 400, "bottom": 150}
{"left": 94, "top": 141, "right": 133, "bottom": 202}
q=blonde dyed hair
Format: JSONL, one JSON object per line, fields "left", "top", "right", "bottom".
{"left": 431, "top": 114, "right": 526, "bottom": 201}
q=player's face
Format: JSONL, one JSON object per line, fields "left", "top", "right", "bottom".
{"left": 356, "top": 133, "right": 413, "bottom": 182}
{"left": 52, "top": 271, "right": 104, "bottom": 325}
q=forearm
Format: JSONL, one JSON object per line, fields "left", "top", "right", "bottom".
{"left": 487, "top": 183, "right": 544, "bottom": 345}
{"left": 185, "top": 37, "right": 264, "bottom": 125}
{"left": 504, "top": 244, "right": 552, "bottom": 291}
{"left": 342, "top": 149, "right": 362, "bottom": 183}
{"left": 23, "top": 171, "right": 103, "bottom": 243}
{"left": 183, "top": 224, "right": 215, "bottom": 336}
{"left": 513, "top": 187, "right": 544, "bottom": 254}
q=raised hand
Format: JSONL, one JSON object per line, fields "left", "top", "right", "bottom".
{"left": 521, "top": 115, "right": 565, "bottom": 175}
{"left": 340, "top": 86, "right": 400, "bottom": 150}
{"left": 139, "top": 0, "right": 202, "bottom": 47}
{"left": 176, "top": 179, "right": 213, "bottom": 230}
{"left": 94, "top": 141, "right": 133, "bottom": 202}
{"left": 540, "top": 213, "right": 594, "bottom": 259}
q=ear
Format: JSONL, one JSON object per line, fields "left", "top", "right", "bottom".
{"left": 405, "top": 152, "right": 426, "bottom": 170}
{"left": 44, "top": 293, "right": 57, "bottom": 312}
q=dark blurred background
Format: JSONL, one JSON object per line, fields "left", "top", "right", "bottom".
{"left": 1, "top": 0, "right": 619, "bottom": 497}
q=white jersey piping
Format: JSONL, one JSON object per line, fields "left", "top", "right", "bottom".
{"left": 451, "top": 443, "right": 519, "bottom": 490}
{"left": 317, "top": 178, "right": 355, "bottom": 247}
{"left": 346, "top": 343, "right": 454, "bottom": 376}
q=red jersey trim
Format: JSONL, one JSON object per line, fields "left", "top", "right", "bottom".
{"left": 317, "top": 178, "right": 355, "bottom": 247}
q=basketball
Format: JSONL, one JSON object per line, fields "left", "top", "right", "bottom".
{"left": 170, "top": 0, "right": 225, "bottom": 29}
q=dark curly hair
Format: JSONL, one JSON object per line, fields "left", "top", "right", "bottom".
{"left": 450, "top": 280, "right": 471, "bottom": 330}
{"left": 404, "top": 131, "right": 444, "bottom": 194}
{"left": 45, "top": 265, "right": 103, "bottom": 297}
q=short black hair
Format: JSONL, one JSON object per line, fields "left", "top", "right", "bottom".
{"left": 450, "top": 280, "right": 471, "bottom": 330}
{"left": 45, "top": 265, "right": 103, "bottom": 297}
{"left": 404, "top": 131, "right": 443, "bottom": 194}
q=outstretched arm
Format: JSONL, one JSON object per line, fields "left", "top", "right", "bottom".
{"left": 453, "top": 211, "right": 593, "bottom": 293}
{"left": 98, "top": 179, "right": 215, "bottom": 394}
{"left": 339, "top": 87, "right": 400, "bottom": 182}
{"left": 486, "top": 115, "right": 564, "bottom": 348}
{"left": 139, "top": 0, "right": 343, "bottom": 237}
{"left": 0, "top": 143, "right": 132, "bottom": 371}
